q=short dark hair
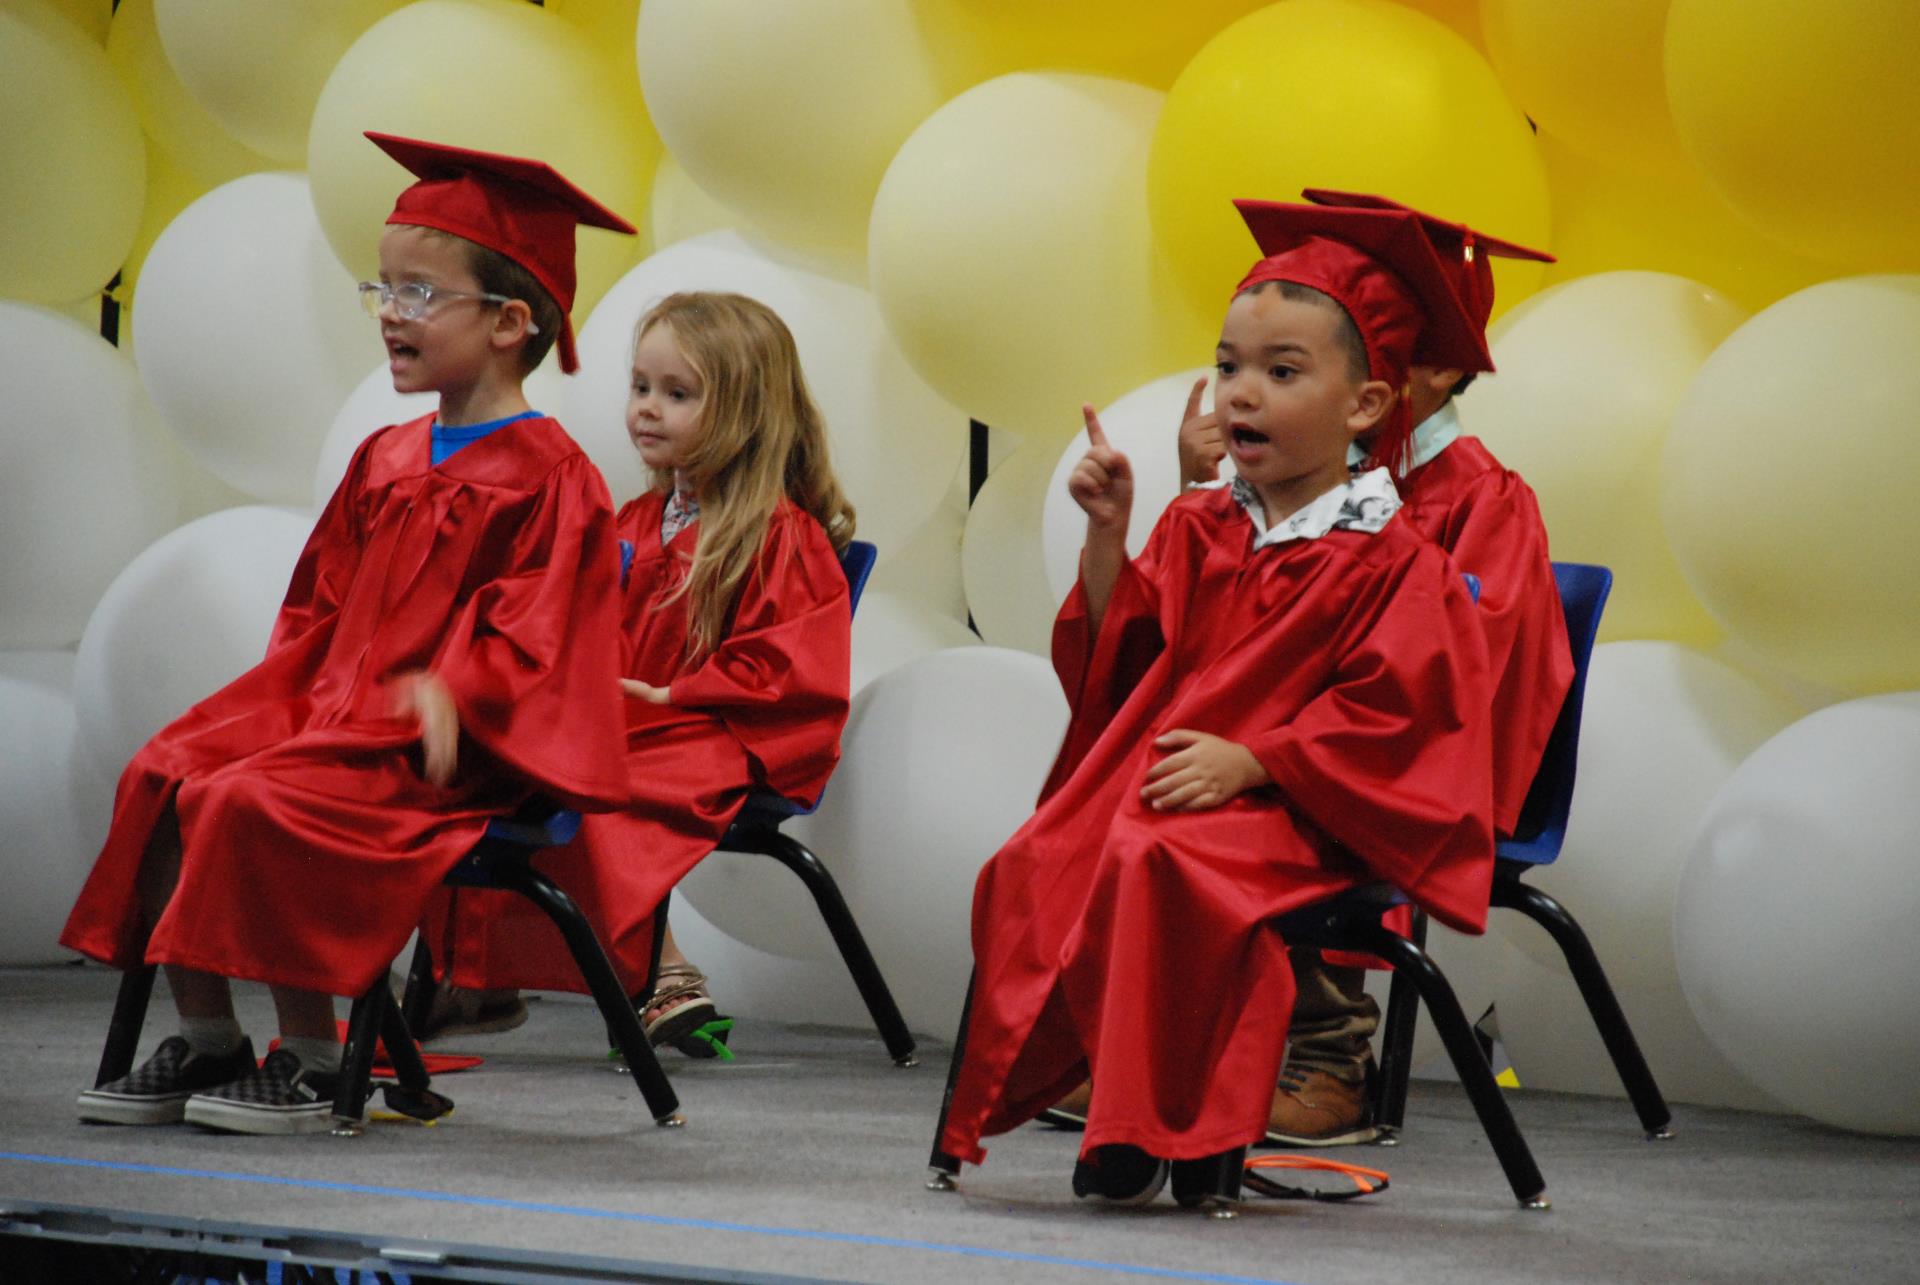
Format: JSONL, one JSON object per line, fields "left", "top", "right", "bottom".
{"left": 1448, "top": 371, "right": 1478, "bottom": 399}
{"left": 1242, "top": 279, "right": 1370, "bottom": 382}
{"left": 462, "top": 241, "right": 563, "bottom": 374}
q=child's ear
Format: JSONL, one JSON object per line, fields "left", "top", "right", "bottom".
{"left": 1346, "top": 379, "right": 1397, "bottom": 436}
{"left": 491, "top": 299, "right": 535, "bottom": 354}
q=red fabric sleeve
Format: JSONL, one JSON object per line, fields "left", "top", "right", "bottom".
{"left": 432, "top": 452, "right": 630, "bottom": 811}
{"left": 1440, "top": 472, "right": 1573, "bottom": 835}
{"left": 665, "top": 511, "right": 851, "bottom": 804}
{"left": 1244, "top": 546, "right": 1496, "bottom": 933}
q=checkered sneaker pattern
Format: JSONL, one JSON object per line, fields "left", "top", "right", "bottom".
{"left": 77, "top": 1035, "right": 259, "bottom": 1126}
{"left": 183, "top": 1048, "right": 347, "bottom": 1135}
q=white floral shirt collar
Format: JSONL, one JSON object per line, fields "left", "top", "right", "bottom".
{"left": 1199, "top": 466, "right": 1402, "bottom": 550}
{"left": 1345, "top": 400, "right": 1461, "bottom": 473}
{"left": 660, "top": 488, "right": 700, "bottom": 546}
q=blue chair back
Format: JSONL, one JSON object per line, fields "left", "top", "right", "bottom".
{"left": 840, "top": 540, "right": 877, "bottom": 616}
{"left": 1497, "top": 562, "right": 1611, "bottom": 865}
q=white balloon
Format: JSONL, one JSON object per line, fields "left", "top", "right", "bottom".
{"left": 683, "top": 647, "right": 1068, "bottom": 1031}
{"left": 1676, "top": 694, "right": 1920, "bottom": 1134}
{"left": 0, "top": 304, "right": 179, "bottom": 648}
{"left": 1041, "top": 367, "right": 1218, "bottom": 602}
{"left": 133, "top": 172, "right": 373, "bottom": 506}
{"left": 312, "top": 356, "right": 569, "bottom": 513}
{"left": 1494, "top": 642, "right": 1797, "bottom": 1110}
{"left": 848, "top": 590, "right": 980, "bottom": 695}
{"left": 567, "top": 231, "right": 966, "bottom": 552}
{"left": 0, "top": 653, "right": 94, "bottom": 965}
{"left": 72, "top": 506, "right": 312, "bottom": 780}
{"left": 961, "top": 442, "right": 1064, "bottom": 655}
{"left": 863, "top": 458, "right": 970, "bottom": 627}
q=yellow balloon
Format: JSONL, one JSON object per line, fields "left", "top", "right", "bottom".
{"left": 638, "top": 1, "right": 950, "bottom": 256}
{"left": 0, "top": 0, "right": 144, "bottom": 304}
{"left": 44, "top": 0, "right": 106, "bottom": 42}
{"left": 1480, "top": 0, "right": 1690, "bottom": 176}
{"left": 307, "top": 0, "right": 657, "bottom": 320}
{"left": 152, "top": 0, "right": 409, "bottom": 165}
{"left": 1456, "top": 271, "right": 1748, "bottom": 645}
{"left": 912, "top": 0, "right": 1270, "bottom": 89}
{"left": 649, "top": 152, "right": 740, "bottom": 252}
{"left": 106, "top": 0, "right": 273, "bottom": 188}
{"left": 1150, "top": 0, "right": 1549, "bottom": 325}
{"left": 543, "top": 0, "right": 640, "bottom": 52}
{"left": 1665, "top": 0, "right": 1920, "bottom": 271}
{"left": 1663, "top": 277, "right": 1920, "bottom": 694}
{"left": 1541, "top": 138, "right": 1836, "bottom": 315}
{"left": 870, "top": 72, "right": 1212, "bottom": 437}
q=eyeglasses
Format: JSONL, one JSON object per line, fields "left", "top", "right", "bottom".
{"left": 357, "top": 280, "right": 540, "bottom": 333}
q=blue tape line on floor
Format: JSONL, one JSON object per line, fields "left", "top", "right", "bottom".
{"left": 1, "top": 1151, "right": 1301, "bottom": 1285}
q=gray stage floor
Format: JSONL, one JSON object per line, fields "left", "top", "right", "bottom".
{"left": 2, "top": 964, "right": 1916, "bottom": 1284}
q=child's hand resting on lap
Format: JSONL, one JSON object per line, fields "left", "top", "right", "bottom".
{"left": 1142, "top": 729, "right": 1270, "bottom": 811}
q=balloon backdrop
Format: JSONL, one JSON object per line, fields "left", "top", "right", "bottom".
{"left": 1675, "top": 693, "right": 1920, "bottom": 1134}
{"left": 1539, "top": 139, "right": 1835, "bottom": 315}
{"left": 0, "top": 304, "right": 179, "bottom": 650}
{"left": 153, "top": 0, "right": 407, "bottom": 165}
{"left": 962, "top": 442, "right": 1065, "bottom": 655}
{"left": 567, "top": 231, "right": 967, "bottom": 556}
{"left": 0, "top": 0, "right": 144, "bottom": 304}
{"left": 681, "top": 648, "right": 1068, "bottom": 1030}
{"left": 1148, "top": 0, "right": 1549, "bottom": 326}
{"left": 105, "top": 0, "right": 273, "bottom": 189}
{"left": 1041, "top": 367, "right": 1218, "bottom": 603}
{"left": 864, "top": 466, "right": 971, "bottom": 627}
{"left": 638, "top": 1, "right": 949, "bottom": 258}
{"left": 1480, "top": 0, "right": 1688, "bottom": 176}
{"left": 870, "top": 72, "right": 1209, "bottom": 439}
{"left": 1664, "top": 0, "right": 1920, "bottom": 272}
{"left": 132, "top": 172, "right": 370, "bottom": 506}
{"left": 912, "top": 0, "right": 1267, "bottom": 90}
{"left": 0, "top": 654, "right": 96, "bottom": 965}
{"left": 647, "top": 153, "right": 738, "bottom": 255}
{"left": 1663, "top": 276, "right": 1920, "bottom": 695}
{"left": 71, "top": 506, "right": 312, "bottom": 781}
{"left": 1459, "top": 271, "right": 1746, "bottom": 644}
{"left": 307, "top": 0, "right": 656, "bottom": 318}
{"left": 1493, "top": 642, "right": 1797, "bottom": 1110}
{"left": 846, "top": 590, "right": 981, "bottom": 696}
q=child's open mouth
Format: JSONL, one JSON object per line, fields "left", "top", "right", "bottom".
{"left": 1230, "top": 426, "right": 1270, "bottom": 445}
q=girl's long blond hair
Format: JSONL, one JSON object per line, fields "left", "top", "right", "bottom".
{"left": 636, "top": 292, "right": 856, "bottom": 659}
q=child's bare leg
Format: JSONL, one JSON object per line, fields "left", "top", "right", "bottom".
{"left": 658, "top": 924, "right": 690, "bottom": 971}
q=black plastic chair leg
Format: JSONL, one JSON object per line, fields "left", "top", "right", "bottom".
{"left": 1371, "top": 909, "right": 1427, "bottom": 1138}
{"left": 496, "top": 863, "right": 682, "bottom": 1126}
{"left": 1353, "top": 923, "right": 1549, "bottom": 1209}
{"left": 96, "top": 964, "right": 157, "bottom": 1088}
{"left": 925, "top": 972, "right": 975, "bottom": 1188}
{"left": 739, "top": 828, "right": 917, "bottom": 1066}
{"left": 333, "top": 978, "right": 389, "bottom": 1131}
{"left": 1172, "top": 1146, "right": 1246, "bottom": 1218}
{"left": 1493, "top": 875, "right": 1674, "bottom": 1138}
{"left": 399, "top": 935, "right": 435, "bottom": 1036}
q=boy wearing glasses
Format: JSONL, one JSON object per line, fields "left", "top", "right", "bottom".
{"left": 66, "top": 134, "right": 635, "bottom": 1135}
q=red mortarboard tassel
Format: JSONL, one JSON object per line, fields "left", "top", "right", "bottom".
{"left": 366, "top": 133, "right": 637, "bottom": 373}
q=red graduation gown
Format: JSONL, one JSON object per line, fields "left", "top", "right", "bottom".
{"left": 431, "top": 492, "right": 852, "bottom": 995}
{"left": 59, "top": 414, "right": 630, "bottom": 998}
{"left": 937, "top": 487, "right": 1494, "bottom": 1165}
{"left": 1397, "top": 435, "right": 1571, "bottom": 836}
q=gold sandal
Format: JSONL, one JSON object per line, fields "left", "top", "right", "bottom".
{"left": 641, "top": 964, "right": 716, "bottom": 1048}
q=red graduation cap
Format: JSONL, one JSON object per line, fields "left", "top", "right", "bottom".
{"left": 1232, "top": 198, "right": 1496, "bottom": 474}
{"left": 1302, "top": 187, "right": 1554, "bottom": 333}
{"left": 367, "top": 132, "right": 637, "bottom": 374}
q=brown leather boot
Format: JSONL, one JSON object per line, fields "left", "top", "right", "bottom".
{"left": 1265, "top": 1065, "right": 1376, "bottom": 1147}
